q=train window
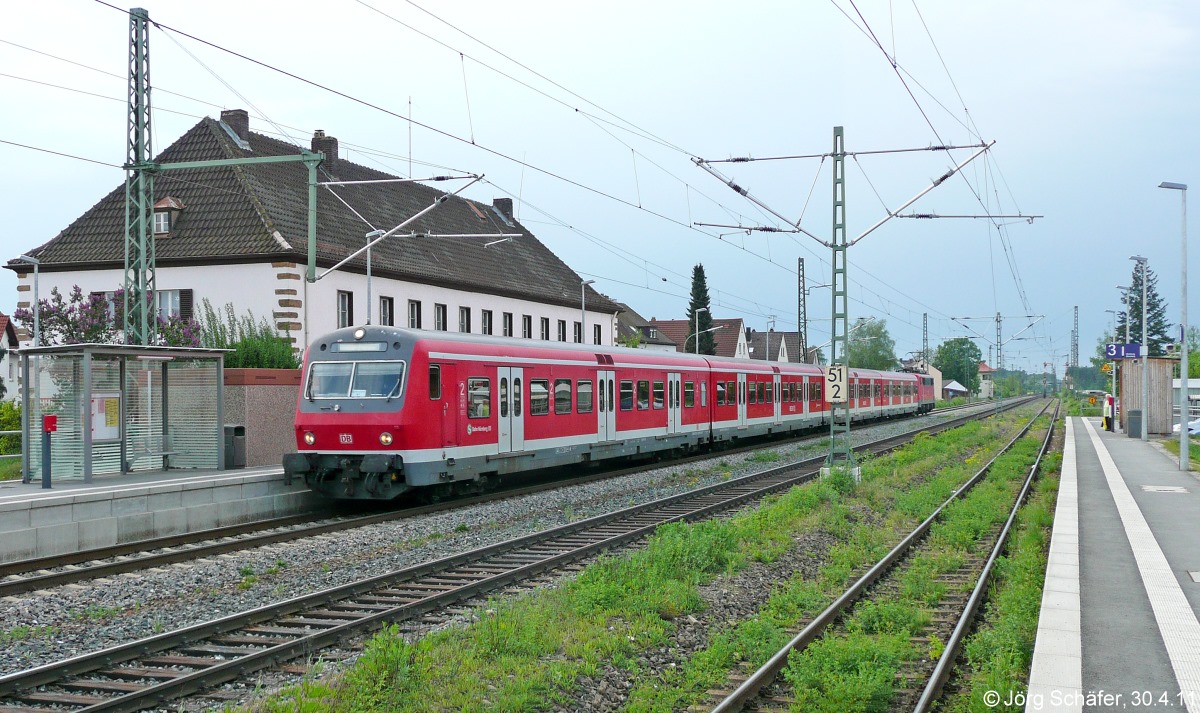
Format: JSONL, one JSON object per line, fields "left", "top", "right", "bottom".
{"left": 716, "top": 382, "right": 726, "bottom": 406}
{"left": 748, "top": 382, "right": 756, "bottom": 404}
{"left": 578, "top": 380, "right": 594, "bottom": 414}
{"left": 513, "top": 378, "right": 522, "bottom": 417}
{"left": 813, "top": 382, "right": 822, "bottom": 402}
{"left": 651, "top": 381, "right": 663, "bottom": 409}
{"left": 467, "top": 378, "right": 490, "bottom": 419}
{"left": 684, "top": 382, "right": 695, "bottom": 408}
{"left": 530, "top": 380, "right": 550, "bottom": 415}
{"left": 555, "top": 379, "right": 572, "bottom": 414}
{"left": 620, "top": 381, "right": 634, "bottom": 411}
{"left": 728, "top": 381, "right": 737, "bottom": 404}
{"left": 500, "top": 378, "right": 509, "bottom": 418}
{"left": 351, "top": 362, "right": 405, "bottom": 398}
{"left": 758, "top": 382, "right": 767, "bottom": 404}
{"left": 701, "top": 382, "right": 707, "bottom": 407}
{"left": 598, "top": 378, "right": 606, "bottom": 412}
{"left": 429, "top": 365, "right": 441, "bottom": 399}
{"left": 609, "top": 380, "right": 615, "bottom": 413}
{"left": 638, "top": 381, "right": 651, "bottom": 410}
{"left": 307, "top": 362, "right": 352, "bottom": 399}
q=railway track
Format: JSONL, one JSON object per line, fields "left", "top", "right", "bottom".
{"left": 705, "top": 399, "right": 1058, "bottom": 713}
{"left": 0, "top": 399, "right": 1005, "bottom": 599}
{"left": 0, "top": 399, "right": 1034, "bottom": 712}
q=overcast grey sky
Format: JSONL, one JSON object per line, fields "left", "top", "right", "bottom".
{"left": 2, "top": 0, "right": 1197, "bottom": 373}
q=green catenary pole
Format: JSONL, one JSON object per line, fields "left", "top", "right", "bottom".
{"left": 826, "top": 126, "right": 857, "bottom": 478}
{"left": 123, "top": 7, "right": 156, "bottom": 345}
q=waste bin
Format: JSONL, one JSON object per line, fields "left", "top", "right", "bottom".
{"left": 224, "top": 424, "right": 246, "bottom": 469}
{"left": 1127, "top": 410, "right": 1142, "bottom": 439}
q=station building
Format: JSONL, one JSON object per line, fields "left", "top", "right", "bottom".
{"left": 5, "top": 109, "right": 621, "bottom": 355}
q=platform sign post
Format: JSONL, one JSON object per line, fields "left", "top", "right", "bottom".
{"left": 41, "top": 414, "right": 56, "bottom": 490}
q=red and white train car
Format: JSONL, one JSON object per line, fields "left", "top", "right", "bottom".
{"left": 284, "top": 326, "right": 937, "bottom": 500}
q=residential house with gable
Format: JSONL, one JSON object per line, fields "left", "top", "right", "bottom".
{"left": 6, "top": 109, "right": 620, "bottom": 353}
{"left": 649, "top": 317, "right": 749, "bottom": 359}
{"left": 613, "top": 302, "right": 677, "bottom": 352}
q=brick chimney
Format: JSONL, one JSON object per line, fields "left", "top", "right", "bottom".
{"left": 492, "top": 197, "right": 514, "bottom": 218}
{"left": 220, "top": 109, "right": 249, "bottom": 141}
{"left": 312, "top": 129, "right": 338, "bottom": 165}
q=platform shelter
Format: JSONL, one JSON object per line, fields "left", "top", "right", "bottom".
{"left": 19, "top": 344, "right": 228, "bottom": 483}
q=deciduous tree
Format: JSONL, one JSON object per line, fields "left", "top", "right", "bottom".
{"left": 933, "top": 337, "right": 983, "bottom": 395}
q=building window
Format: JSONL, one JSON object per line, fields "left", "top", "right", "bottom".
{"left": 557, "top": 320, "right": 567, "bottom": 342}
{"left": 152, "top": 289, "right": 193, "bottom": 320}
{"left": 337, "top": 290, "right": 353, "bottom": 328}
{"left": 379, "top": 297, "right": 394, "bottom": 326}
{"left": 434, "top": 304, "right": 448, "bottom": 331}
{"left": 408, "top": 300, "right": 422, "bottom": 329}
{"left": 153, "top": 211, "right": 171, "bottom": 234}
{"left": 503, "top": 312, "right": 513, "bottom": 337}
{"left": 522, "top": 315, "right": 533, "bottom": 339}
{"left": 573, "top": 322, "right": 582, "bottom": 344}
{"left": 482, "top": 310, "right": 493, "bottom": 335}
{"left": 458, "top": 306, "right": 471, "bottom": 333}
{"left": 593, "top": 324, "right": 602, "bottom": 345}
{"left": 540, "top": 317, "right": 550, "bottom": 341}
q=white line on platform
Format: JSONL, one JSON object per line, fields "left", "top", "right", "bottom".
{"left": 1083, "top": 418, "right": 1200, "bottom": 712}
{"left": 1026, "top": 418, "right": 1083, "bottom": 713}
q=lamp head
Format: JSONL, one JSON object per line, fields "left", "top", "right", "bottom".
{"left": 697, "top": 307, "right": 708, "bottom": 314}
{"left": 1159, "top": 181, "right": 1187, "bottom": 191}
{"left": 365, "top": 229, "right": 385, "bottom": 239}
{"left": 582, "top": 279, "right": 596, "bottom": 286}
{"left": 1130, "top": 255, "right": 1147, "bottom": 264}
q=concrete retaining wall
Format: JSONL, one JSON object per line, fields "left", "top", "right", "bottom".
{"left": 0, "top": 470, "right": 317, "bottom": 562}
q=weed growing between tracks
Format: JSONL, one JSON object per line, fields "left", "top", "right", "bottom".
{"left": 248, "top": 408, "right": 1042, "bottom": 713}
{"left": 938, "top": 450, "right": 1061, "bottom": 713}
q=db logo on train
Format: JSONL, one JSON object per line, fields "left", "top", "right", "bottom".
{"left": 339, "top": 433, "right": 353, "bottom": 444}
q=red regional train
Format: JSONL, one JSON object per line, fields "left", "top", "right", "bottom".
{"left": 283, "top": 326, "right": 937, "bottom": 501}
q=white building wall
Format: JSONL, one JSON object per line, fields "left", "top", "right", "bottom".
{"left": 17, "top": 263, "right": 617, "bottom": 354}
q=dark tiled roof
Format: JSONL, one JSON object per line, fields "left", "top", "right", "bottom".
{"left": 650, "top": 317, "right": 744, "bottom": 358}
{"left": 614, "top": 302, "right": 676, "bottom": 346}
{"left": 9, "top": 115, "right": 617, "bottom": 314}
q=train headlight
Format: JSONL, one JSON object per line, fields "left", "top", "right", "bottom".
{"left": 303, "top": 431, "right": 316, "bottom": 445}
{"left": 354, "top": 328, "right": 366, "bottom": 340}
{"left": 379, "top": 432, "right": 394, "bottom": 446}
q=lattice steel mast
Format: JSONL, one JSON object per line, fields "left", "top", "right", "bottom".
{"left": 827, "top": 127, "right": 855, "bottom": 473}
{"left": 123, "top": 7, "right": 156, "bottom": 344}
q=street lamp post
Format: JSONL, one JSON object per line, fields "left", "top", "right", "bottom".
{"left": 1131, "top": 255, "right": 1149, "bottom": 441}
{"left": 1160, "top": 181, "right": 1188, "bottom": 468}
{"left": 581, "top": 279, "right": 595, "bottom": 344}
{"left": 694, "top": 307, "right": 708, "bottom": 355}
{"left": 16, "top": 255, "right": 39, "bottom": 347}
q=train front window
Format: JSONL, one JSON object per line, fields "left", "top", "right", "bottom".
{"left": 307, "top": 361, "right": 407, "bottom": 400}
{"left": 352, "top": 362, "right": 405, "bottom": 398}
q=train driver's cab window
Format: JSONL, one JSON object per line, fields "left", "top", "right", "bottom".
{"left": 620, "top": 380, "right": 634, "bottom": 411}
{"left": 555, "top": 379, "right": 572, "bottom": 414}
{"left": 307, "top": 361, "right": 406, "bottom": 399}
{"left": 530, "top": 380, "right": 550, "bottom": 415}
{"left": 637, "top": 380, "right": 650, "bottom": 410}
{"left": 467, "top": 378, "right": 490, "bottom": 419}
{"left": 429, "top": 365, "right": 441, "bottom": 399}
{"left": 577, "top": 380, "right": 594, "bottom": 413}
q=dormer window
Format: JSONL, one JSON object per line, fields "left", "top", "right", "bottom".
{"left": 153, "top": 196, "right": 185, "bottom": 236}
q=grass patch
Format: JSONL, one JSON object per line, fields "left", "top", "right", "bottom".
{"left": 0, "top": 624, "right": 58, "bottom": 644}
{"left": 250, "top": 406, "right": 1047, "bottom": 712}
{"left": 1161, "top": 437, "right": 1200, "bottom": 471}
{"left": 0, "top": 457, "right": 21, "bottom": 481}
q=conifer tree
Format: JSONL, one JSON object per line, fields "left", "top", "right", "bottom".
{"left": 685, "top": 264, "right": 716, "bottom": 355}
{"left": 1116, "top": 265, "right": 1172, "bottom": 356}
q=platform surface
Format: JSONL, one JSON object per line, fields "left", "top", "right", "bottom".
{"left": 1027, "top": 417, "right": 1200, "bottom": 712}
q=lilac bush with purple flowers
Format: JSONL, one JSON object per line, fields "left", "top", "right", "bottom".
{"left": 14, "top": 286, "right": 200, "bottom": 347}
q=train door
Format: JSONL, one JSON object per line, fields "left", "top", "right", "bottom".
{"left": 737, "top": 373, "right": 748, "bottom": 427}
{"left": 497, "top": 367, "right": 525, "bottom": 453}
{"left": 667, "top": 372, "right": 682, "bottom": 434}
{"left": 597, "top": 370, "right": 616, "bottom": 441}
{"left": 435, "top": 363, "right": 457, "bottom": 447}
{"left": 773, "top": 374, "right": 782, "bottom": 425}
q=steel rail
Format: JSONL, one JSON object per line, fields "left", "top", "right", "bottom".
{"left": 711, "top": 399, "right": 1052, "bottom": 713}
{"left": 912, "top": 399, "right": 1061, "bottom": 712}
{"left": 0, "top": 399, "right": 1033, "bottom": 711}
{"left": 0, "top": 400, "right": 1001, "bottom": 596}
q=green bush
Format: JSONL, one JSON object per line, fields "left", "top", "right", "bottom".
{"left": 0, "top": 401, "right": 19, "bottom": 455}
{"left": 195, "top": 300, "right": 299, "bottom": 369}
